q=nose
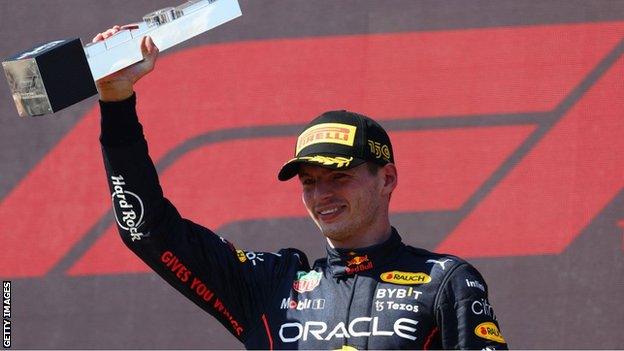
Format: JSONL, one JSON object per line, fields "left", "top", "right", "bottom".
{"left": 313, "top": 178, "right": 334, "bottom": 201}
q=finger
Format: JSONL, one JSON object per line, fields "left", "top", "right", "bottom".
{"left": 140, "top": 36, "right": 149, "bottom": 56}
{"left": 143, "top": 36, "right": 159, "bottom": 57}
{"left": 102, "top": 27, "right": 120, "bottom": 39}
{"left": 92, "top": 24, "right": 122, "bottom": 43}
{"left": 92, "top": 33, "right": 104, "bottom": 43}
{"left": 121, "top": 23, "right": 140, "bottom": 30}
{"left": 147, "top": 36, "right": 159, "bottom": 55}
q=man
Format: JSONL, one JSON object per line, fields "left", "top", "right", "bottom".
{"left": 96, "top": 29, "right": 508, "bottom": 349}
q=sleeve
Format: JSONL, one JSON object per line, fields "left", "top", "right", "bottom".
{"left": 99, "top": 95, "right": 304, "bottom": 343}
{"left": 435, "top": 262, "right": 509, "bottom": 350}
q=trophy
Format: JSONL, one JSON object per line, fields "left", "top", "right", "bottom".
{"left": 2, "top": 0, "right": 242, "bottom": 117}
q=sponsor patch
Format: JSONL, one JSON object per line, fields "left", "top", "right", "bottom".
{"left": 474, "top": 322, "right": 505, "bottom": 344}
{"left": 281, "top": 297, "right": 325, "bottom": 310}
{"left": 380, "top": 271, "right": 431, "bottom": 285}
{"left": 110, "top": 175, "right": 146, "bottom": 242}
{"left": 292, "top": 270, "right": 322, "bottom": 293}
{"left": 374, "top": 300, "right": 419, "bottom": 313}
{"left": 471, "top": 298, "right": 497, "bottom": 320}
{"left": 426, "top": 259, "right": 452, "bottom": 270}
{"left": 367, "top": 140, "right": 391, "bottom": 161}
{"left": 237, "top": 250, "right": 281, "bottom": 266}
{"left": 236, "top": 250, "right": 247, "bottom": 263}
{"left": 345, "top": 255, "right": 373, "bottom": 274}
{"left": 296, "top": 123, "right": 357, "bottom": 154}
{"left": 279, "top": 317, "right": 418, "bottom": 342}
{"left": 375, "top": 287, "right": 422, "bottom": 300}
{"left": 466, "top": 279, "right": 486, "bottom": 292}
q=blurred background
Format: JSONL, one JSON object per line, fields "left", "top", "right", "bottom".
{"left": 1, "top": 0, "right": 623, "bottom": 348}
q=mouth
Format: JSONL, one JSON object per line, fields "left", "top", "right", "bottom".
{"left": 316, "top": 205, "right": 346, "bottom": 222}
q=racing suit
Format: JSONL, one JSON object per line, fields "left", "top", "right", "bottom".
{"left": 100, "top": 94, "right": 508, "bottom": 350}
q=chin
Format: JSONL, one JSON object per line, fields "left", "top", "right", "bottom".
{"left": 319, "top": 223, "right": 352, "bottom": 242}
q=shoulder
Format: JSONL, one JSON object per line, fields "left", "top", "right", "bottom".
{"left": 277, "top": 247, "right": 311, "bottom": 270}
{"left": 231, "top": 247, "right": 311, "bottom": 275}
{"left": 402, "top": 245, "right": 467, "bottom": 274}
{"left": 402, "top": 245, "right": 488, "bottom": 293}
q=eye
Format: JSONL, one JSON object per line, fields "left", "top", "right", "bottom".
{"left": 300, "top": 177, "right": 314, "bottom": 186}
{"left": 332, "top": 173, "right": 349, "bottom": 180}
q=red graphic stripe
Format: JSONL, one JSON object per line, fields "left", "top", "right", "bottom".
{"left": 261, "top": 314, "right": 273, "bottom": 350}
{"left": 1, "top": 23, "right": 621, "bottom": 277}
{"left": 69, "top": 126, "right": 532, "bottom": 275}
{"left": 423, "top": 327, "right": 439, "bottom": 350}
{"left": 437, "top": 56, "right": 624, "bottom": 257}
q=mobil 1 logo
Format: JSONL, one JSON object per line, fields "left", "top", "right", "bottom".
{"left": 110, "top": 175, "right": 146, "bottom": 241}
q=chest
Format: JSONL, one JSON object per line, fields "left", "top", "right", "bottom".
{"left": 269, "top": 273, "right": 441, "bottom": 349}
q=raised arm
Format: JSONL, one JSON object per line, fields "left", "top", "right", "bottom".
{"left": 94, "top": 28, "right": 304, "bottom": 346}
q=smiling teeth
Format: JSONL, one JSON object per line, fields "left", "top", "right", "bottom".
{"left": 319, "top": 208, "right": 339, "bottom": 215}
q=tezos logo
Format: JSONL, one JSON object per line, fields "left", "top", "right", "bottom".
{"left": 380, "top": 271, "right": 431, "bottom": 285}
{"left": 474, "top": 322, "right": 505, "bottom": 344}
{"left": 110, "top": 175, "right": 145, "bottom": 241}
{"left": 374, "top": 300, "right": 419, "bottom": 313}
{"left": 292, "top": 270, "right": 322, "bottom": 293}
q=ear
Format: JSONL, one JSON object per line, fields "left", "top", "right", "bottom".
{"left": 379, "top": 163, "right": 398, "bottom": 196}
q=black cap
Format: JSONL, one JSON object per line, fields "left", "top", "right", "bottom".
{"left": 278, "top": 110, "right": 394, "bottom": 181}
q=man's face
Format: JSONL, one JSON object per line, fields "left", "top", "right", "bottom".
{"left": 298, "top": 163, "right": 387, "bottom": 244}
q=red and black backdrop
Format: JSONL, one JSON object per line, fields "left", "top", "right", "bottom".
{"left": 1, "top": 1, "right": 623, "bottom": 348}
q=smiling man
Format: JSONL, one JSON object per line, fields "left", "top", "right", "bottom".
{"left": 96, "top": 29, "right": 507, "bottom": 350}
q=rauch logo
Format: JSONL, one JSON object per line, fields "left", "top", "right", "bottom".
{"left": 380, "top": 271, "right": 431, "bottom": 285}
{"left": 474, "top": 322, "right": 505, "bottom": 344}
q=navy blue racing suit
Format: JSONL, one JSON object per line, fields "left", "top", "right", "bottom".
{"left": 100, "top": 95, "right": 508, "bottom": 350}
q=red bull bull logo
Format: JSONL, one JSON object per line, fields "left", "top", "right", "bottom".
{"left": 346, "top": 255, "right": 369, "bottom": 266}
{"left": 345, "top": 255, "right": 373, "bottom": 274}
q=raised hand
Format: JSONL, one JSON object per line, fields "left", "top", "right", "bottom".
{"left": 92, "top": 25, "right": 159, "bottom": 102}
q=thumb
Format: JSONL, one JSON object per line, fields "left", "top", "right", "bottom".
{"left": 142, "top": 36, "right": 159, "bottom": 61}
{"left": 133, "top": 36, "right": 159, "bottom": 82}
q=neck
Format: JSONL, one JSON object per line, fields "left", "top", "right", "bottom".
{"left": 326, "top": 220, "right": 393, "bottom": 249}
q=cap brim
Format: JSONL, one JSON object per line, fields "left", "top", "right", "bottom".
{"left": 277, "top": 154, "right": 366, "bottom": 181}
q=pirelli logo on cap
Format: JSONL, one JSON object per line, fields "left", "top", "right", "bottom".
{"left": 296, "top": 123, "right": 357, "bottom": 155}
